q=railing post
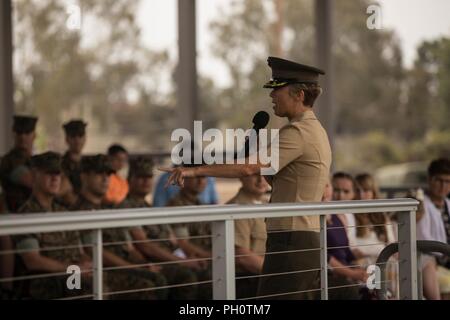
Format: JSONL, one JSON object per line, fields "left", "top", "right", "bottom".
{"left": 212, "top": 220, "right": 235, "bottom": 300}
{"left": 397, "top": 211, "right": 418, "bottom": 300}
{"left": 320, "top": 215, "right": 328, "bottom": 300}
{"left": 416, "top": 251, "right": 423, "bottom": 300}
{"left": 92, "top": 229, "right": 103, "bottom": 300}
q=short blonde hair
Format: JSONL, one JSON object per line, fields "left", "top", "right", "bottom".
{"left": 288, "top": 83, "right": 323, "bottom": 107}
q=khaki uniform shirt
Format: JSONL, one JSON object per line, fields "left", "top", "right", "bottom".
{"left": 266, "top": 110, "right": 332, "bottom": 232}
{"left": 226, "top": 189, "right": 267, "bottom": 255}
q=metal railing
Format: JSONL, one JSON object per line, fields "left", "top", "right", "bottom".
{"left": 376, "top": 240, "right": 450, "bottom": 300}
{"left": 0, "top": 198, "right": 419, "bottom": 300}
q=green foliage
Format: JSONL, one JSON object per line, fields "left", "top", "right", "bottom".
{"left": 14, "top": 0, "right": 171, "bottom": 151}
{"left": 12, "top": 0, "right": 449, "bottom": 170}
{"left": 335, "top": 131, "right": 405, "bottom": 173}
{"left": 209, "top": 0, "right": 448, "bottom": 170}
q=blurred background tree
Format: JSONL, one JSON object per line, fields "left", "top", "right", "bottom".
{"left": 14, "top": 0, "right": 172, "bottom": 152}
{"left": 208, "top": 0, "right": 449, "bottom": 172}
{"left": 12, "top": 0, "right": 449, "bottom": 172}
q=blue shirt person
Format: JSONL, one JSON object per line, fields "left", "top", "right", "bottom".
{"left": 153, "top": 172, "right": 219, "bottom": 207}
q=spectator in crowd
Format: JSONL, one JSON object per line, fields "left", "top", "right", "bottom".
{"left": 166, "top": 173, "right": 211, "bottom": 259}
{"left": 73, "top": 154, "right": 167, "bottom": 300}
{"left": 104, "top": 144, "right": 129, "bottom": 205}
{"left": 0, "top": 115, "right": 37, "bottom": 212}
{"left": 226, "top": 174, "right": 269, "bottom": 299}
{"left": 118, "top": 156, "right": 201, "bottom": 299}
{"left": 354, "top": 173, "right": 398, "bottom": 298}
{"left": 59, "top": 119, "right": 88, "bottom": 207}
{"left": 417, "top": 158, "right": 450, "bottom": 300}
{"left": 0, "top": 190, "right": 15, "bottom": 298}
{"left": 153, "top": 171, "right": 219, "bottom": 207}
{"left": 13, "top": 152, "right": 92, "bottom": 299}
{"left": 321, "top": 179, "right": 333, "bottom": 202}
{"left": 166, "top": 164, "right": 212, "bottom": 299}
{"left": 354, "top": 173, "right": 396, "bottom": 262}
{"left": 327, "top": 172, "right": 368, "bottom": 299}
{"left": 333, "top": 172, "right": 362, "bottom": 251}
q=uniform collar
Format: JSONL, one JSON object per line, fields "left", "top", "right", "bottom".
{"left": 180, "top": 191, "right": 201, "bottom": 204}
{"left": 28, "top": 195, "right": 55, "bottom": 212}
{"left": 289, "top": 110, "right": 316, "bottom": 123}
{"left": 126, "top": 194, "right": 150, "bottom": 206}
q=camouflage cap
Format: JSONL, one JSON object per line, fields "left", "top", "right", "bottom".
{"left": 263, "top": 56, "right": 325, "bottom": 89}
{"left": 13, "top": 115, "right": 38, "bottom": 133}
{"left": 30, "top": 151, "right": 62, "bottom": 174}
{"left": 128, "top": 156, "right": 154, "bottom": 177}
{"left": 81, "top": 154, "right": 115, "bottom": 174}
{"left": 63, "top": 119, "right": 87, "bottom": 137}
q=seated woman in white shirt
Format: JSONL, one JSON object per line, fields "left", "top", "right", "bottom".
{"left": 354, "top": 173, "right": 396, "bottom": 264}
{"left": 354, "top": 174, "right": 399, "bottom": 298}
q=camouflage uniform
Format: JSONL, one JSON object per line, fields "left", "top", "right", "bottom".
{"left": 167, "top": 193, "right": 212, "bottom": 251}
{"left": 73, "top": 189, "right": 167, "bottom": 299}
{"left": 61, "top": 152, "right": 82, "bottom": 193}
{"left": 167, "top": 192, "right": 212, "bottom": 299}
{"left": 0, "top": 116, "right": 37, "bottom": 213}
{"left": 14, "top": 196, "right": 92, "bottom": 300}
{"left": 61, "top": 120, "right": 87, "bottom": 193}
{"left": 0, "top": 196, "right": 14, "bottom": 299}
{"left": 119, "top": 193, "right": 198, "bottom": 299}
{"left": 0, "top": 147, "right": 32, "bottom": 213}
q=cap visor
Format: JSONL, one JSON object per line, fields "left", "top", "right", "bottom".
{"left": 263, "top": 80, "right": 289, "bottom": 89}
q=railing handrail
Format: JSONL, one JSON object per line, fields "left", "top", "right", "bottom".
{"left": 0, "top": 198, "right": 418, "bottom": 236}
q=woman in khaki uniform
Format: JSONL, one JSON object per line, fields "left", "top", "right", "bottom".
{"left": 161, "top": 56, "right": 332, "bottom": 300}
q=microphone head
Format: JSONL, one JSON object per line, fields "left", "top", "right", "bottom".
{"left": 252, "top": 111, "right": 270, "bottom": 130}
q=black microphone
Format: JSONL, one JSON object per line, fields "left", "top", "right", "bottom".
{"left": 235, "top": 111, "right": 270, "bottom": 159}
{"left": 252, "top": 111, "right": 270, "bottom": 133}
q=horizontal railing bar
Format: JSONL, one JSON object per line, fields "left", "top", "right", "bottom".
{"left": 240, "top": 287, "right": 322, "bottom": 300}
{"left": 101, "top": 234, "right": 212, "bottom": 248}
{"left": 0, "top": 269, "right": 92, "bottom": 283}
{"left": 102, "top": 257, "right": 213, "bottom": 271}
{"left": 57, "top": 294, "right": 94, "bottom": 301}
{"left": 102, "top": 279, "right": 214, "bottom": 297}
{"left": 0, "top": 243, "right": 93, "bottom": 256}
{"left": 328, "top": 261, "right": 397, "bottom": 271}
{"left": 0, "top": 237, "right": 394, "bottom": 257}
{"left": 326, "top": 223, "right": 398, "bottom": 230}
{"left": 267, "top": 223, "right": 401, "bottom": 234}
{"left": 235, "top": 268, "right": 322, "bottom": 280}
{"left": 328, "top": 242, "right": 391, "bottom": 250}
{"left": 0, "top": 199, "right": 418, "bottom": 236}
{"left": 262, "top": 247, "right": 322, "bottom": 256}
{"left": 234, "top": 252, "right": 267, "bottom": 258}
{"left": 327, "top": 280, "right": 393, "bottom": 291}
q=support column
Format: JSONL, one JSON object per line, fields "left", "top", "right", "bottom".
{"left": 0, "top": 0, "right": 14, "bottom": 155}
{"left": 177, "top": 0, "right": 198, "bottom": 134}
{"left": 315, "top": 0, "right": 335, "bottom": 157}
